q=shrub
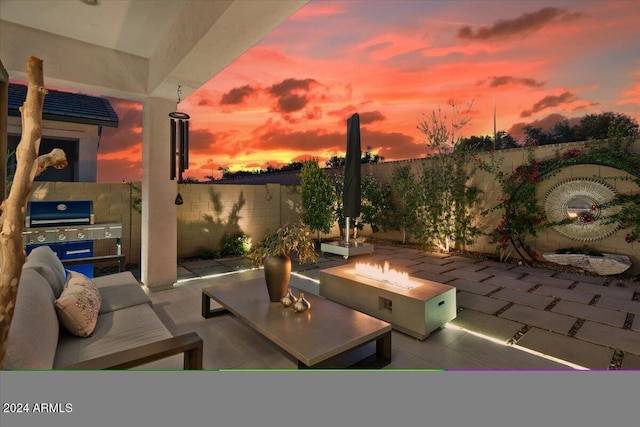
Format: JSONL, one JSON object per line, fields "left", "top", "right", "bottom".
{"left": 220, "top": 232, "right": 251, "bottom": 256}
{"left": 300, "top": 160, "right": 334, "bottom": 242}
{"left": 194, "top": 248, "right": 220, "bottom": 260}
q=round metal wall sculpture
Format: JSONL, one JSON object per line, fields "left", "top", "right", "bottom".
{"left": 544, "top": 178, "right": 619, "bottom": 241}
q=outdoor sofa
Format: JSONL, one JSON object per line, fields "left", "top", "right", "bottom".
{"left": 5, "top": 246, "right": 202, "bottom": 370}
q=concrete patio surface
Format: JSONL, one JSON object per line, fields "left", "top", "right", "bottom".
{"left": 145, "top": 243, "right": 640, "bottom": 370}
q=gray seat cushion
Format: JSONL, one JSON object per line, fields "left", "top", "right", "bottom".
{"left": 54, "top": 304, "right": 173, "bottom": 368}
{"left": 92, "top": 271, "right": 151, "bottom": 314}
{"left": 23, "top": 246, "right": 67, "bottom": 298}
{"left": 5, "top": 269, "right": 59, "bottom": 369}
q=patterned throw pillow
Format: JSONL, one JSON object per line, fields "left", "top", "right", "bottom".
{"left": 55, "top": 271, "right": 102, "bottom": 337}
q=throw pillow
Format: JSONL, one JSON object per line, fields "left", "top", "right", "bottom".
{"left": 55, "top": 270, "right": 102, "bottom": 337}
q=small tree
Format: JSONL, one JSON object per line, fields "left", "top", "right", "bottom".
{"left": 414, "top": 99, "right": 482, "bottom": 252}
{"left": 328, "top": 172, "right": 389, "bottom": 239}
{"left": 1, "top": 57, "right": 68, "bottom": 368}
{"left": 389, "top": 164, "right": 419, "bottom": 244}
{"left": 300, "top": 160, "right": 334, "bottom": 243}
{"left": 360, "top": 174, "right": 391, "bottom": 235}
{"left": 329, "top": 173, "right": 345, "bottom": 235}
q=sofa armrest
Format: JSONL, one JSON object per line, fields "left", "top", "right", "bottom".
{"left": 61, "top": 332, "right": 203, "bottom": 370}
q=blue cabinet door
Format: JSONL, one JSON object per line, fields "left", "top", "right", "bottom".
{"left": 59, "top": 241, "right": 94, "bottom": 278}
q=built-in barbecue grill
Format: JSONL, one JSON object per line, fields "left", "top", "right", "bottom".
{"left": 23, "top": 200, "right": 123, "bottom": 278}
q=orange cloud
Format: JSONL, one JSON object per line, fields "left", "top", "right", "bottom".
{"left": 100, "top": 98, "right": 142, "bottom": 154}
{"left": 96, "top": 156, "right": 142, "bottom": 183}
{"left": 620, "top": 79, "right": 640, "bottom": 106}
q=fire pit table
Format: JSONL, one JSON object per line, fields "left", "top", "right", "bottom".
{"left": 319, "top": 264, "right": 456, "bottom": 340}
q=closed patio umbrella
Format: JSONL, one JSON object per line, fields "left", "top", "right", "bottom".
{"left": 344, "top": 113, "right": 361, "bottom": 244}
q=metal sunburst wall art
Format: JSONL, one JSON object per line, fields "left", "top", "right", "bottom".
{"left": 543, "top": 178, "right": 620, "bottom": 241}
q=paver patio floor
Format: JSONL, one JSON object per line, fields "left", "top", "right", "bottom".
{"left": 144, "top": 242, "right": 640, "bottom": 370}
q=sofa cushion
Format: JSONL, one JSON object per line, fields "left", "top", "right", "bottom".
{"left": 23, "top": 246, "right": 67, "bottom": 298}
{"left": 54, "top": 304, "right": 173, "bottom": 368}
{"left": 5, "top": 268, "right": 59, "bottom": 369}
{"left": 92, "top": 271, "right": 151, "bottom": 314}
{"left": 55, "top": 271, "right": 102, "bottom": 337}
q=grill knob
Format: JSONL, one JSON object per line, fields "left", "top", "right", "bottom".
{"left": 58, "top": 233, "right": 66, "bottom": 241}
{"left": 78, "top": 231, "right": 86, "bottom": 239}
{"left": 104, "top": 229, "right": 112, "bottom": 238}
{"left": 37, "top": 235, "right": 46, "bottom": 242}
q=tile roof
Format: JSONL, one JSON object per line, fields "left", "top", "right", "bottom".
{"left": 211, "top": 167, "right": 343, "bottom": 185}
{"left": 212, "top": 170, "right": 302, "bottom": 185}
{"left": 8, "top": 83, "right": 119, "bottom": 127}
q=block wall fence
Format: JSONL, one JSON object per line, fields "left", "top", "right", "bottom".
{"left": 29, "top": 139, "right": 639, "bottom": 274}
{"left": 28, "top": 181, "right": 303, "bottom": 267}
{"left": 359, "top": 139, "right": 640, "bottom": 274}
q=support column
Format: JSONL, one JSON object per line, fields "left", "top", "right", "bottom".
{"left": 0, "top": 61, "right": 9, "bottom": 199}
{"left": 141, "top": 97, "right": 177, "bottom": 291}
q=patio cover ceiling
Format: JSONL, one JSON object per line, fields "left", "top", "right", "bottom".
{"left": 1, "top": 0, "right": 309, "bottom": 290}
{"left": 0, "top": 0, "right": 308, "bottom": 100}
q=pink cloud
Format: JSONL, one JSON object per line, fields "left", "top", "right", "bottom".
{"left": 289, "top": 1, "right": 348, "bottom": 20}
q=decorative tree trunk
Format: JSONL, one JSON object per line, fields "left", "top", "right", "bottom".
{"left": 0, "top": 57, "right": 67, "bottom": 369}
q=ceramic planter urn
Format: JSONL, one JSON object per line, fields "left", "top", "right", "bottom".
{"left": 263, "top": 254, "right": 292, "bottom": 302}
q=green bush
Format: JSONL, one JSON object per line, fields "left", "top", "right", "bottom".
{"left": 300, "top": 160, "right": 334, "bottom": 242}
{"left": 220, "top": 232, "right": 251, "bottom": 256}
{"left": 194, "top": 248, "right": 220, "bottom": 260}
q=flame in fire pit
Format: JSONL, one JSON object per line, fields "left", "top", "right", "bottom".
{"left": 354, "top": 261, "right": 419, "bottom": 289}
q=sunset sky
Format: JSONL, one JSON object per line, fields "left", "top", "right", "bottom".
{"left": 96, "top": 0, "right": 640, "bottom": 183}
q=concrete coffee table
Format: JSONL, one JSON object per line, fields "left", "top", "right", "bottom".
{"left": 202, "top": 278, "right": 392, "bottom": 369}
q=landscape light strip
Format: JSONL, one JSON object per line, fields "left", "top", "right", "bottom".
{"left": 291, "top": 271, "right": 320, "bottom": 284}
{"left": 175, "top": 268, "right": 261, "bottom": 286}
{"left": 445, "top": 324, "right": 589, "bottom": 370}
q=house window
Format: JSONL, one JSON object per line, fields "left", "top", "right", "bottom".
{"left": 7, "top": 135, "right": 78, "bottom": 182}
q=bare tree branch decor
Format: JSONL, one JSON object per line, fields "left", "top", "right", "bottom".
{"left": 0, "top": 57, "right": 67, "bottom": 368}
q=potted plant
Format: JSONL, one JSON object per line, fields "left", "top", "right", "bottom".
{"left": 248, "top": 222, "right": 318, "bottom": 302}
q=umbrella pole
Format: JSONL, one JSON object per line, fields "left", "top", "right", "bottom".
{"left": 345, "top": 217, "right": 350, "bottom": 245}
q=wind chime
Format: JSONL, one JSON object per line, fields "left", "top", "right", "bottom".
{"left": 169, "top": 85, "right": 190, "bottom": 204}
